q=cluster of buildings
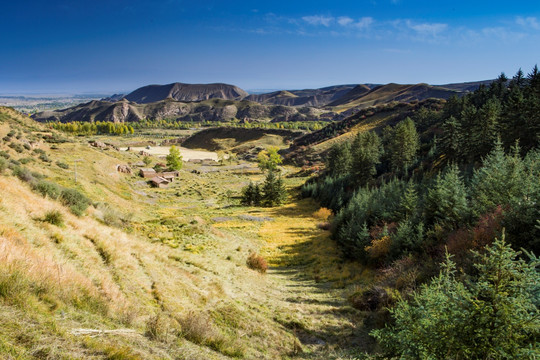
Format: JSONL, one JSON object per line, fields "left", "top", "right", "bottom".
{"left": 139, "top": 168, "right": 179, "bottom": 188}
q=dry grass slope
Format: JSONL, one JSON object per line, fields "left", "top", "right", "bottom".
{"left": 0, "top": 107, "right": 371, "bottom": 359}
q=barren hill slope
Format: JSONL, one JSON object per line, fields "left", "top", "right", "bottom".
{"left": 32, "top": 98, "right": 324, "bottom": 123}
{"left": 125, "top": 82, "right": 249, "bottom": 103}
{"left": 328, "top": 83, "right": 460, "bottom": 111}
{"left": 245, "top": 85, "right": 356, "bottom": 107}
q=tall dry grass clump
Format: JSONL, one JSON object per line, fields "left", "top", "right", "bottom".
{"left": 246, "top": 252, "right": 268, "bottom": 273}
{"left": 0, "top": 224, "right": 108, "bottom": 313}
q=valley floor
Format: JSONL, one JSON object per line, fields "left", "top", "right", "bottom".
{"left": 0, "top": 110, "right": 371, "bottom": 359}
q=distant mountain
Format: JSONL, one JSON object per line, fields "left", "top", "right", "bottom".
{"left": 124, "top": 82, "right": 248, "bottom": 104}
{"left": 436, "top": 80, "right": 494, "bottom": 92}
{"left": 101, "top": 93, "right": 125, "bottom": 102}
{"left": 32, "top": 98, "right": 326, "bottom": 123}
{"left": 32, "top": 80, "right": 492, "bottom": 124}
{"left": 328, "top": 83, "right": 464, "bottom": 110}
{"left": 245, "top": 85, "right": 356, "bottom": 107}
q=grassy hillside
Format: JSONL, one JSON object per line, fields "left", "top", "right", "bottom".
{"left": 0, "top": 107, "right": 371, "bottom": 359}
{"left": 328, "top": 83, "right": 459, "bottom": 112}
{"left": 285, "top": 99, "right": 445, "bottom": 165}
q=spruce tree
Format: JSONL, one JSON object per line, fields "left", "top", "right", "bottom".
{"left": 386, "top": 118, "right": 419, "bottom": 174}
{"left": 372, "top": 236, "right": 540, "bottom": 359}
{"left": 424, "top": 164, "right": 469, "bottom": 230}
{"left": 440, "top": 116, "right": 462, "bottom": 162}
{"left": 351, "top": 131, "right": 382, "bottom": 186}
{"left": 261, "top": 170, "right": 286, "bottom": 207}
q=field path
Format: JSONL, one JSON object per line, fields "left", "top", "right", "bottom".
{"left": 255, "top": 199, "right": 371, "bottom": 357}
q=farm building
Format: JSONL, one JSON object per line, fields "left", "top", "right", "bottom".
{"left": 150, "top": 176, "right": 170, "bottom": 188}
{"left": 139, "top": 168, "right": 156, "bottom": 178}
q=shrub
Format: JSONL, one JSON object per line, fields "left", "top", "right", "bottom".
{"left": 246, "top": 252, "right": 268, "bottom": 273}
{"left": 0, "top": 150, "right": 10, "bottom": 159}
{"left": 145, "top": 313, "right": 169, "bottom": 341}
{"left": 8, "top": 143, "right": 24, "bottom": 153}
{"left": 178, "top": 311, "right": 223, "bottom": 346}
{"left": 32, "top": 148, "right": 46, "bottom": 155}
{"left": 60, "top": 188, "right": 90, "bottom": 216}
{"left": 23, "top": 143, "right": 31, "bottom": 151}
{"left": 365, "top": 236, "right": 392, "bottom": 263}
{"left": 33, "top": 180, "right": 62, "bottom": 199}
{"left": 0, "top": 157, "right": 6, "bottom": 174}
{"left": 312, "top": 207, "right": 332, "bottom": 220}
{"left": 55, "top": 161, "right": 69, "bottom": 169}
{"left": 43, "top": 210, "right": 64, "bottom": 226}
{"left": 96, "top": 203, "right": 132, "bottom": 229}
{"left": 12, "top": 166, "right": 35, "bottom": 183}
{"left": 18, "top": 157, "right": 33, "bottom": 164}
{"left": 38, "top": 153, "right": 50, "bottom": 162}
{"left": 350, "top": 286, "right": 396, "bottom": 311}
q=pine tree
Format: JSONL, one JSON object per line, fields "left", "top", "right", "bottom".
{"left": 472, "top": 97, "right": 501, "bottom": 157}
{"left": 386, "top": 118, "right": 419, "bottom": 173}
{"left": 440, "top": 116, "right": 463, "bottom": 162}
{"left": 372, "top": 236, "right": 540, "bottom": 359}
{"left": 424, "top": 164, "right": 469, "bottom": 229}
{"left": 351, "top": 131, "right": 382, "bottom": 186}
{"left": 471, "top": 140, "right": 525, "bottom": 217}
{"left": 398, "top": 180, "right": 418, "bottom": 221}
{"left": 327, "top": 142, "right": 352, "bottom": 177}
{"left": 261, "top": 170, "right": 286, "bottom": 207}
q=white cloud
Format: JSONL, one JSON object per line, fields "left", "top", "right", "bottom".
{"left": 337, "top": 16, "right": 354, "bottom": 26}
{"left": 406, "top": 20, "right": 447, "bottom": 36}
{"left": 354, "top": 17, "right": 374, "bottom": 29}
{"left": 302, "top": 15, "right": 334, "bottom": 27}
{"left": 516, "top": 16, "right": 540, "bottom": 30}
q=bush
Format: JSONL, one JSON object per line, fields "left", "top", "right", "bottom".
{"left": 38, "top": 153, "right": 51, "bottom": 162}
{"left": 18, "top": 157, "right": 33, "bottom": 164}
{"left": 33, "top": 180, "right": 62, "bottom": 199}
{"left": 23, "top": 143, "right": 31, "bottom": 151}
{"left": 60, "top": 188, "right": 90, "bottom": 216}
{"left": 178, "top": 311, "right": 223, "bottom": 347}
{"left": 42, "top": 210, "right": 64, "bottom": 226}
{"left": 144, "top": 313, "right": 169, "bottom": 341}
{"left": 312, "top": 207, "right": 332, "bottom": 220}
{"left": 56, "top": 161, "right": 69, "bottom": 169}
{"left": 8, "top": 143, "right": 24, "bottom": 153}
{"left": 246, "top": 252, "right": 268, "bottom": 273}
{"left": 0, "top": 151, "right": 10, "bottom": 159}
{"left": 0, "top": 157, "right": 6, "bottom": 174}
{"left": 12, "top": 166, "right": 35, "bottom": 183}
{"left": 96, "top": 203, "right": 132, "bottom": 229}
{"left": 350, "top": 286, "right": 396, "bottom": 311}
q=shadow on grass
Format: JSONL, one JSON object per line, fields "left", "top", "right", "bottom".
{"left": 260, "top": 203, "right": 377, "bottom": 355}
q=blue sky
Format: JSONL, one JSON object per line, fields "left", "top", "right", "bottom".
{"left": 1, "top": 0, "right": 539, "bottom": 94}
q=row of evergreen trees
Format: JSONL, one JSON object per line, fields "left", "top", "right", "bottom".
{"left": 241, "top": 171, "right": 287, "bottom": 207}
{"left": 302, "top": 66, "right": 540, "bottom": 264}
